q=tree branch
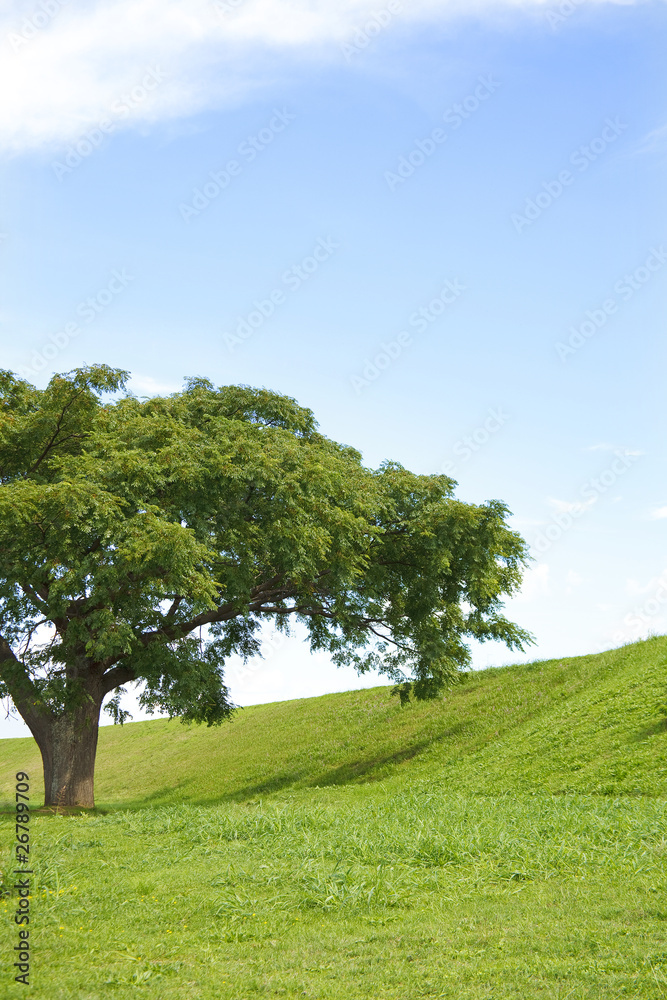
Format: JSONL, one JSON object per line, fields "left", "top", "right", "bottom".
{"left": 166, "top": 595, "right": 184, "bottom": 618}
{"left": 18, "top": 581, "right": 49, "bottom": 609}
{"left": 0, "top": 633, "right": 51, "bottom": 731}
{"left": 25, "top": 387, "right": 88, "bottom": 477}
{"left": 138, "top": 580, "right": 298, "bottom": 646}
{"left": 100, "top": 664, "right": 137, "bottom": 696}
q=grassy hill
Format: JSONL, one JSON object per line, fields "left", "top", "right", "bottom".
{"left": 1, "top": 634, "right": 666, "bottom": 807}
{"left": 1, "top": 637, "right": 667, "bottom": 999}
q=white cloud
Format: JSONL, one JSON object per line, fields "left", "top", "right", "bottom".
{"left": 0, "top": 0, "right": 645, "bottom": 152}
{"left": 513, "top": 562, "right": 550, "bottom": 603}
{"left": 128, "top": 374, "right": 181, "bottom": 397}
{"left": 548, "top": 495, "right": 596, "bottom": 515}
{"left": 625, "top": 568, "right": 667, "bottom": 597}
{"left": 632, "top": 121, "right": 667, "bottom": 157}
{"left": 583, "top": 443, "right": 643, "bottom": 457}
{"left": 650, "top": 505, "right": 667, "bottom": 520}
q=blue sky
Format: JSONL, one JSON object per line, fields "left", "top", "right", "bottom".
{"left": 1, "top": 0, "right": 666, "bottom": 736}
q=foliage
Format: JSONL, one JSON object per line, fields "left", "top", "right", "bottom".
{"left": 0, "top": 365, "right": 532, "bottom": 729}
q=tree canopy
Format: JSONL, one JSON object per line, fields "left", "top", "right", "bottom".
{"left": 0, "top": 365, "right": 533, "bottom": 806}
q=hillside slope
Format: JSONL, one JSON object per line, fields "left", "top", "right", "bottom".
{"left": 0, "top": 636, "right": 666, "bottom": 807}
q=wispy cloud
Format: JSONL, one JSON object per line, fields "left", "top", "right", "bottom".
{"left": 548, "top": 496, "right": 596, "bottom": 515}
{"left": 512, "top": 562, "right": 550, "bottom": 603}
{"left": 0, "top": 0, "right": 645, "bottom": 153}
{"left": 650, "top": 505, "right": 667, "bottom": 520}
{"left": 624, "top": 570, "right": 667, "bottom": 597}
{"left": 631, "top": 121, "right": 667, "bottom": 157}
{"left": 583, "top": 443, "right": 643, "bottom": 457}
{"left": 128, "top": 374, "right": 182, "bottom": 397}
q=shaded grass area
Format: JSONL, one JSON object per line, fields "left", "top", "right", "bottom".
{"left": 1, "top": 790, "right": 666, "bottom": 998}
{"left": 1, "top": 636, "right": 666, "bottom": 809}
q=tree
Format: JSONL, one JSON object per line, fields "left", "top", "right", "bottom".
{"left": 0, "top": 365, "right": 533, "bottom": 808}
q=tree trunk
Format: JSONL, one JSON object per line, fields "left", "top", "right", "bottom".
{"left": 0, "top": 639, "right": 108, "bottom": 808}
{"left": 32, "top": 697, "right": 103, "bottom": 809}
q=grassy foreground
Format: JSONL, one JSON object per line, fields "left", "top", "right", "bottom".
{"left": 1, "top": 636, "right": 666, "bottom": 997}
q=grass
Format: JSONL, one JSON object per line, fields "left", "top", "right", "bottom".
{"left": 0, "top": 635, "right": 666, "bottom": 997}
{"left": 2, "top": 635, "right": 667, "bottom": 808}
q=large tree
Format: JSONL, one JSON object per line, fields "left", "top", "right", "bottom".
{"left": 0, "top": 366, "right": 533, "bottom": 807}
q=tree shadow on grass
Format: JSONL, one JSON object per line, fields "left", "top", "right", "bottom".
{"left": 307, "top": 722, "right": 469, "bottom": 788}
{"left": 105, "top": 766, "right": 313, "bottom": 811}
{"left": 187, "top": 721, "right": 470, "bottom": 804}
{"left": 100, "top": 721, "right": 471, "bottom": 811}
{"left": 630, "top": 716, "right": 667, "bottom": 742}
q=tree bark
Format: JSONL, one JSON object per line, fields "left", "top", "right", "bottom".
{"left": 31, "top": 695, "right": 103, "bottom": 809}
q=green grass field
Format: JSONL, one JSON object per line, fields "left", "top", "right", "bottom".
{"left": 1, "top": 636, "right": 666, "bottom": 997}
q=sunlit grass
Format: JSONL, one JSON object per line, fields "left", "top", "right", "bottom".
{"left": 1, "top": 635, "right": 666, "bottom": 996}
{"left": 1, "top": 635, "right": 666, "bottom": 809}
{"left": 1, "top": 791, "right": 667, "bottom": 997}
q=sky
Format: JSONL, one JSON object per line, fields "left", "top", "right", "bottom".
{"left": 0, "top": 0, "right": 666, "bottom": 737}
